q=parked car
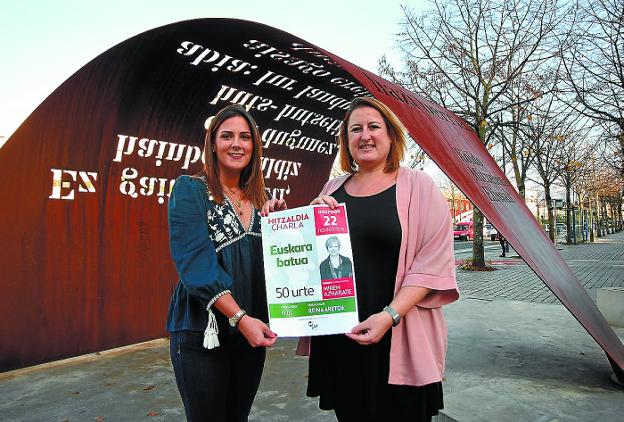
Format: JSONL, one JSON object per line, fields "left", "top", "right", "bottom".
{"left": 543, "top": 223, "right": 567, "bottom": 236}
{"left": 542, "top": 223, "right": 568, "bottom": 242}
{"left": 484, "top": 223, "right": 498, "bottom": 241}
{"left": 453, "top": 222, "right": 474, "bottom": 241}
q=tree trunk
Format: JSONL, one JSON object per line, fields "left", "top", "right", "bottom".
{"left": 565, "top": 183, "right": 572, "bottom": 244}
{"left": 590, "top": 206, "right": 596, "bottom": 242}
{"left": 580, "top": 204, "right": 586, "bottom": 242}
{"left": 619, "top": 127, "right": 624, "bottom": 180}
{"left": 596, "top": 195, "right": 602, "bottom": 237}
{"left": 511, "top": 156, "right": 526, "bottom": 200}
{"left": 472, "top": 207, "right": 485, "bottom": 267}
{"left": 600, "top": 199, "right": 607, "bottom": 235}
{"left": 517, "top": 181, "right": 526, "bottom": 201}
{"left": 545, "top": 186, "right": 555, "bottom": 243}
{"left": 608, "top": 202, "right": 616, "bottom": 233}
{"left": 604, "top": 201, "right": 610, "bottom": 234}
{"left": 471, "top": 113, "right": 489, "bottom": 267}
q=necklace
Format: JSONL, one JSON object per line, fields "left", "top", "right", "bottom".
{"left": 223, "top": 185, "right": 244, "bottom": 215}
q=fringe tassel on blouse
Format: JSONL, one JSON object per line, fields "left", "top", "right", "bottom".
{"left": 204, "top": 290, "right": 231, "bottom": 349}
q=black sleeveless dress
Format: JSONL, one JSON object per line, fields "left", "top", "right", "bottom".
{"left": 307, "top": 184, "right": 443, "bottom": 421}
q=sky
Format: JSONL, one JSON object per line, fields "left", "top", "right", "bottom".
{"left": 0, "top": 0, "right": 554, "bottom": 198}
{"left": 0, "top": 0, "right": 426, "bottom": 146}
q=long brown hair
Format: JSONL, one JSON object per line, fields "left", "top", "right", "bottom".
{"left": 202, "top": 104, "right": 268, "bottom": 208}
{"left": 338, "top": 97, "right": 407, "bottom": 174}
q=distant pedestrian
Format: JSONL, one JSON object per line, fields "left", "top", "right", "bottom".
{"left": 499, "top": 234, "right": 509, "bottom": 257}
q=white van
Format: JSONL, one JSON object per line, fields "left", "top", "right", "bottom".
{"left": 484, "top": 223, "right": 498, "bottom": 241}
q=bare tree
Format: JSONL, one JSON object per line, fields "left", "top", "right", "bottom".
{"left": 556, "top": 127, "right": 593, "bottom": 243}
{"left": 406, "top": 136, "right": 428, "bottom": 169}
{"left": 439, "top": 176, "right": 464, "bottom": 223}
{"left": 591, "top": 166, "right": 624, "bottom": 234}
{"left": 560, "top": 0, "right": 624, "bottom": 180}
{"left": 492, "top": 78, "right": 543, "bottom": 199}
{"left": 573, "top": 153, "right": 597, "bottom": 241}
{"left": 525, "top": 93, "right": 577, "bottom": 243}
{"left": 381, "top": 0, "right": 566, "bottom": 266}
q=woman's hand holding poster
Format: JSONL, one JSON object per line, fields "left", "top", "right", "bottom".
{"left": 261, "top": 204, "right": 359, "bottom": 336}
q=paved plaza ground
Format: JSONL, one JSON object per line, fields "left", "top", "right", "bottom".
{"left": 1, "top": 232, "right": 623, "bottom": 421}
{"left": 458, "top": 234, "right": 624, "bottom": 303}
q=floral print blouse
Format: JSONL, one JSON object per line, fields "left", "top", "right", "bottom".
{"left": 166, "top": 174, "right": 268, "bottom": 340}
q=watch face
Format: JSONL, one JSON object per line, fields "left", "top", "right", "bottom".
{"left": 229, "top": 310, "right": 245, "bottom": 327}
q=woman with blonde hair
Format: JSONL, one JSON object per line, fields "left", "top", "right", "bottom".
{"left": 302, "top": 97, "right": 459, "bottom": 421}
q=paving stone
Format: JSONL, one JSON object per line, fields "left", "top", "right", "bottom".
{"left": 457, "top": 231, "right": 624, "bottom": 304}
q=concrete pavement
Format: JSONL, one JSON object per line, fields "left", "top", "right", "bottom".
{"left": 1, "top": 232, "right": 623, "bottom": 421}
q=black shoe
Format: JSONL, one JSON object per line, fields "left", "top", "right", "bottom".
{"left": 499, "top": 254, "right": 505, "bottom": 257}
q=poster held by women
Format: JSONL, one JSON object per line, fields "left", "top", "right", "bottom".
{"left": 261, "top": 204, "right": 359, "bottom": 336}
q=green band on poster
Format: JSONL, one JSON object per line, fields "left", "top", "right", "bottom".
{"left": 269, "top": 297, "right": 357, "bottom": 318}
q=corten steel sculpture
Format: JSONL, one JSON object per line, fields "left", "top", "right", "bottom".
{"left": 0, "top": 19, "right": 622, "bottom": 383}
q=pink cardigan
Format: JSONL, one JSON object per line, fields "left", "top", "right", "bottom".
{"left": 298, "top": 167, "right": 459, "bottom": 386}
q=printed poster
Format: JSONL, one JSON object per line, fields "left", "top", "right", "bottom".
{"left": 261, "top": 204, "right": 359, "bottom": 336}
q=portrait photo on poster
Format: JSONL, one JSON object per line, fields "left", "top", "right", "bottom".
{"left": 317, "top": 234, "right": 354, "bottom": 281}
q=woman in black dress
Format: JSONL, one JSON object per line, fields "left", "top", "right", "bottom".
{"left": 302, "top": 97, "right": 459, "bottom": 422}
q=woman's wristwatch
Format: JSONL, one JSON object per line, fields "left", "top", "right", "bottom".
{"left": 229, "top": 309, "right": 247, "bottom": 327}
{"left": 383, "top": 306, "right": 401, "bottom": 327}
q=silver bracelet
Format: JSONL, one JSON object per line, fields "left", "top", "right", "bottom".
{"left": 206, "top": 289, "right": 231, "bottom": 310}
{"left": 383, "top": 305, "right": 401, "bottom": 327}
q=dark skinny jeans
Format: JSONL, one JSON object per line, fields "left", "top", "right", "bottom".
{"left": 170, "top": 331, "right": 265, "bottom": 422}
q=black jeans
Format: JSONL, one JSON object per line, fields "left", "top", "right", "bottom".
{"left": 170, "top": 331, "right": 266, "bottom": 422}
